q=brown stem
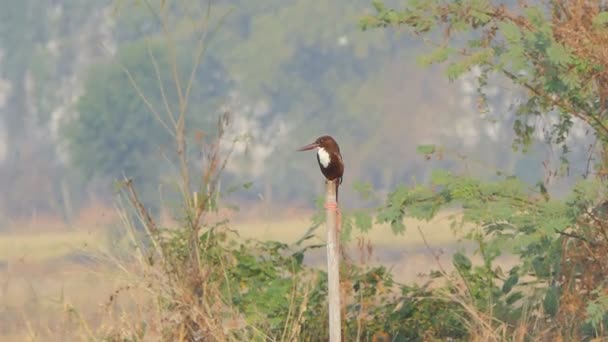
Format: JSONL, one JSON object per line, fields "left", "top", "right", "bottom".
{"left": 123, "top": 178, "right": 158, "bottom": 235}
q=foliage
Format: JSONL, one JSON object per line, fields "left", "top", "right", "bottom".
{"left": 90, "top": 4, "right": 472, "bottom": 340}
{"left": 64, "top": 41, "right": 170, "bottom": 185}
{"left": 357, "top": 1, "right": 608, "bottom": 339}
{"left": 62, "top": 38, "right": 230, "bottom": 207}
{"left": 361, "top": 0, "right": 608, "bottom": 161}
{"left": 82, "top": 0, "right": 426, "bottom": 205}
{"left": 17, "top": 0, "right": 608, "bottom": 340}
{"left": 0, "top": 0, "right": 412, "bottom": 218}
{"left": 332, "top": 144, "right": 608, "bottom": 339}
{"left": 340, "top": 262, "right": 467, "bottom": 341}
{"left": 0, "top": 0, "right": 112, "bottom": 216}
{"left": 126, "top": 221, "right": 468, "bottom": 341}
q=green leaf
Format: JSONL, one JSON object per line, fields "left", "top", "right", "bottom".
{"left": 498, "top": 21, "right": 521, "bottom": 43}
{"left": 593, "top": 12, "right": 608, "bottom": 26}
{"left": 416, "top": 144, "right": 436, "bottom": 155}
{"left": 502, "top": 273, "right": 518, "bottom": 293}
{"left": 353, "top": 211, "right": 373, "bottom": 232}
{"left": 372, "top": 0, "right": 385, "bottom": 12}
{"left": 417, "top": 46, "right": 452, "bottom": 66}
{"left": 471, "top": 10, "right": 491, "bottom": 25}
{"left": 453, "top": 252, "right": 472, "bottom": 271}
{"left": 352, "top": 181, "right": 374, "bottom": 200}
{"left": 546, "top": 43, "right": 571, "bottom": 66}
{"left": 430, "top": 169, "right": 452, "bottom": 186}
{"left": 446, "top": 62, "right": 468, "bottom": 81}
{"left": 390, "top": 220, "right": 406, "bottom": 235}
{"left": 543, "top": 286, "right": 559, "bottom": 317}
{"left": 389, "top": 185, "right": 410, "bottom": 205}
{"left": 505, "top": 291, "right": 524, "bottom": 305}
{"left": 524, "top": 6, "right": 546, "bottom": 29}
{"left": 500, "top": 44, "right": 527, "bottom": 71}
{"left": 291, "top": 251, "right": 304, "bottom": 265}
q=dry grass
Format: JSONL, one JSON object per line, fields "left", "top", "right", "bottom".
{"left": 0, "top": 230, "right": 104, "bottom": 262}
{"left": 0, "top": 206, "right": 477, "bottom": 341}
{"left": 0, "top": 208, "right": 462, "bottom": 262}
{"left": 232, "top": 210, "right": 462, "bottom": 247}
{"left": 0, "top": 262, "right": 147, "bottom": 341}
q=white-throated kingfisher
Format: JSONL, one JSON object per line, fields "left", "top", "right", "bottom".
{"left": 297, "top": 135, "right": 344, "bottom": 230}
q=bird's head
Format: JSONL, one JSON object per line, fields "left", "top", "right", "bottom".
{"left": 297, "top": 135, "right": 340, "bottom": 153}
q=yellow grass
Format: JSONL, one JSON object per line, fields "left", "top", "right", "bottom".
{"left": 0, "top": 213, "right": 459, "bottom": 262}
{"left": 232, "top": 212, "right": 461, "bottom": 247}
{"left": 1, "top": 260, "right": 151, "bottom": 341}
{"left": 0, "top": 230, "right": 105, "bottom": 262}
{"left": 0, "top": 210, "right": 466, "bottom": 341}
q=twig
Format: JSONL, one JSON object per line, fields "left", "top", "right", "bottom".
{"left": 585, "top": 208, "right": 608, "bottom": 245}
{"left": 145, "top": 0, "right": 192, "bottom": 203}
{"left": 147, "top": 44, "right": 178, "bottom": 129}
{"left": 501, "top": 68, "right": 608, "bottom": 139}
{"left": 287, "top": 273, "right": 316, "bottom": 341}
{"left": 107, "top": 45, "right": 175, "bottom": 138}
{"left": 183, "top": 7, "right": 234, "bottom": 108}
{"left": 583, "top": 138, "right": 598, "bottom": 179}
{"left": 415, "top": 225, "right": 451, "bottom": 279}
{"left": 123, "top": 178, "right": 158, "bottom": 235}
{"left": 555, "top": 228, "right": 594, "bottom": 246}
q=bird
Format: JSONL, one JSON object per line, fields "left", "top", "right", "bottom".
{"left": 297, "top": 135, "right": 344, "bottom": 186}
{"left": 297, "top": 135, "right": 344, "bottom": 229}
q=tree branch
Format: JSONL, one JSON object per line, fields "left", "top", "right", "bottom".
{"left": 123, "top": 178, "right": 158, "bottom": 235}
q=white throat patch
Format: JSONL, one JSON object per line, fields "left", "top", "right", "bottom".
{"left": 317, "top": 147, "right": 330, "bottom": 168}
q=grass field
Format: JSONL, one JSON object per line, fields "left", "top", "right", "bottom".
{"left": 232, "top": 213, "right": 463, "bottom": 247}
{"left": 0, "top": 230, "right": 103, "bottom": 262}
{"left": 0, "top": 207, "right": 474, "bottom": 341}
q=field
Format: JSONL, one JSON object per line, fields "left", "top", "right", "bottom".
{"left": 0, "top": 206, "right": 506, "bottom": 341}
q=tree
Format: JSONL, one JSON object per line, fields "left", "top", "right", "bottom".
{"left": 360, "top": 0, "right": 608, "bottom": 339}
{"left": 62, "top": 37, "right": 231, "bottom": 209}
{"left": 57, "top": 0, "right": 411, "bottom": 209}
{"left": 362, "top": 0, "right": 608, "bottom": 165}
{"left": 0, "top": 1, "right": 112, "bottom": 217}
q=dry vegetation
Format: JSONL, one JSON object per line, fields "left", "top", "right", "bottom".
{"left": 0, "top": 205, "right": 486, "bottom": 341}
{"left": 9, "top": 1, "right": 608, "bottom": 340}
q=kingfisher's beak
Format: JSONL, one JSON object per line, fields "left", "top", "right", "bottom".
{"left": 296, "top": 142, "right": 319, "bottom": 151}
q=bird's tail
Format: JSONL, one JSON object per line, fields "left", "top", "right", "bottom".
{"left": 335, "top": 180, "right": 340, "bottom": 203}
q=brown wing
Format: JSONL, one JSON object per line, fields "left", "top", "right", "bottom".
{"left": 331, "top": 151, "right": 344, "bottom": 184}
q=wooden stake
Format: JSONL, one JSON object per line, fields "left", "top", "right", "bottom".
{"left": 325, "top": 179, "right": 341, "bottom": 342}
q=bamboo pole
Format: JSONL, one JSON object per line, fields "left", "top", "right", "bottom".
{"left": 325, "top": 179, "right": 341, "bottom": 342}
